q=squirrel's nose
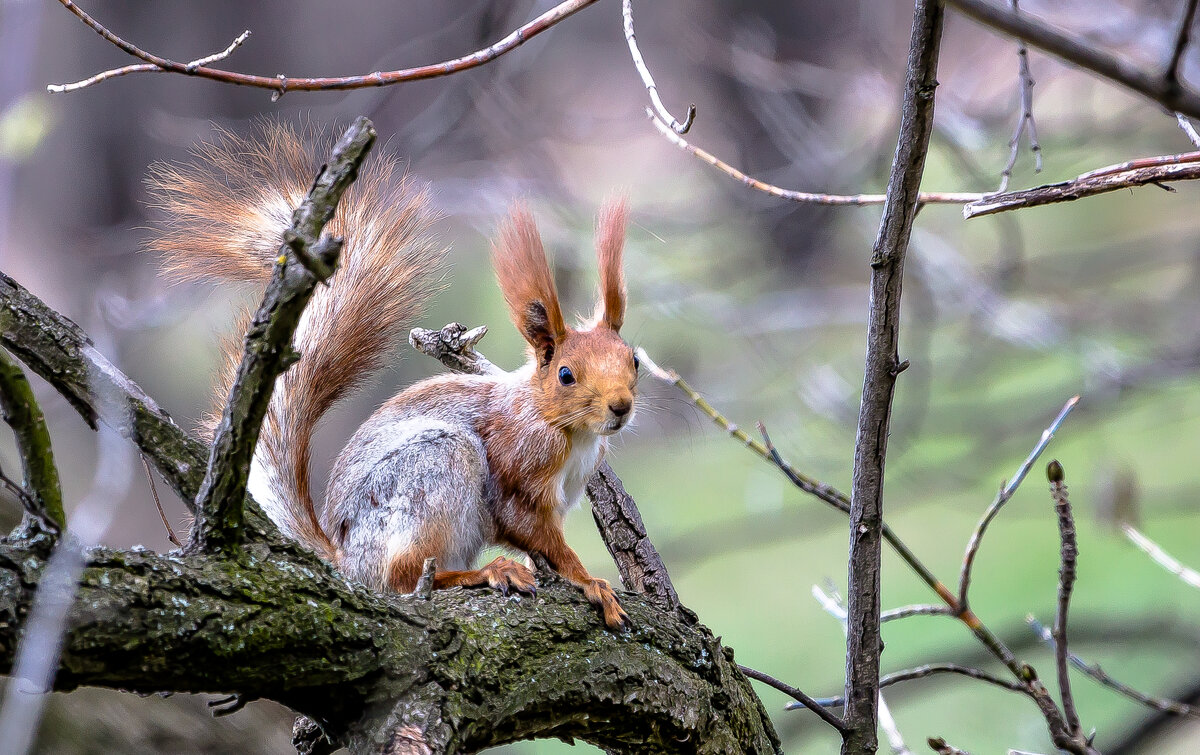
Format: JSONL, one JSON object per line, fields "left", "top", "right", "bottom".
{"left": 609, "top": 398, "right": 632, "bottom": 417}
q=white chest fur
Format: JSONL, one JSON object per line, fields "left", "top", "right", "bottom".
{"left": 555, "top": 432, "right": 605, "bottom": 515}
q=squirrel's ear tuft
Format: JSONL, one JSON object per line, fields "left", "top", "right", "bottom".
{"left": 493, "top": 204, "right": 566, "bottom": 364}
{"left": 595, "top": 197, "right": 628, "bottom": 332}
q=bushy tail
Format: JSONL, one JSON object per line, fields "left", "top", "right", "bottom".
{"left": 146, "top": 122, "right": 446, "bottom": 560}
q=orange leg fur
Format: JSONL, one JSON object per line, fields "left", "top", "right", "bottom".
{"left": 501, "top": 520, "right": 629, "bottom": 630}
{"left": 386, "top": 551, "right": 536, "bottom": 596}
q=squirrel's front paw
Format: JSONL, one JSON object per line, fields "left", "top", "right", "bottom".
{"left": 583, "top": 578, "right": 630, "bottom": 630}
{"left": 480, "top": 556, "right": 537, "bottom": 596}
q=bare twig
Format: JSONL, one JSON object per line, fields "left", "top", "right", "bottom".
{"left": 965, "top": 157, "right": 1200, "bottom": 218}
{"left": 942, "top": 0, "right": 1200, "bottom": 119}
{"left": 1166, "top": 0, "right": 1200, "bottom": 93}
{"left": 651, "top": 103, "right": 1200, "bottom": 218}
{"left": 1028, "top": 617, "right": 1200, "bottom": 717}
{"left": 640, "top": 346, "right": 1094, "bottom": 750}
{"left": 191, "top": 118, "right": 374, "bottom": 553}
{"left": 637, "top": 349, "right": 850, "bottom": 512}
{"left": 800, "top": 662, "right": 1027, "bottom": 708}
{"left": 1122, "top": 523, "right": 1200, "bottom": 589}
{"left": 647, "top": 110, "right": 983, "bottom": 206}
{"left": 141, "top": 455, "right": 180, "bottom": 547}
{"left": 842, "top": 2, "right": 944, "bottom": 749}
{"left": 1075, "top": 149, "right": 1200, "bottom": 180}
{"left": 958, "top": 396, "right": 1079, "bottom": 610}
{"left": 639, "top": 348, "right": 981, "bottom": 643}
{"left": 738, "top": 664, "right": 847, "bottom": 732}
{"left": 881, "top": 604, "right": 953, "bottom": 622}
{"left": 0, "top": 349, "right": 64, "bottom": 533}
{"left": 47, "top": 30, "right": 250, "bottom": 93}
{"left": 998, "top": 0, "right": 1042, "bottom": 193}
{"left": 623, "top": 0, "right": 694, "bottom": 134}
{"left": 50, "top": 0, "right": 600, "bottom": 96}
{"left": 1177, "top": 113, "right": 1200, "bottom": 147}
{"left": 1047, "top": 460, "right": 1081, "bottom": 735}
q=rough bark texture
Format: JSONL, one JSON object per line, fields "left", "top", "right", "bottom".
{"left": 843, "top": 1, "right": 943, "bottom": 752}
{"left": 0, "top": 291, "right": 780, "bottom": 752}
{"left": 0, "top": 529, "right": 776, "bottom": 753}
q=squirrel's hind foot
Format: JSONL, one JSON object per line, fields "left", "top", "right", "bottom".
{"left": 477, "top": 556, "right": 537, "bottom": 597}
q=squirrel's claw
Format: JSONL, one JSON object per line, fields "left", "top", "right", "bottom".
{"left": 482, "top": 556, "right": 537, "bottom": 597}
{"left": 583, "top": 577, "right": 631, "bottom": 631}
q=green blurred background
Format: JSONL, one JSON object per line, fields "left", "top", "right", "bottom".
{"left": 3, "top": 0, "right": 1200, "bottom": 752}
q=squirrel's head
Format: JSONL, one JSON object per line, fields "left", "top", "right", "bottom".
{"left": 493, "top": 199, "right": 637, "bottom": 437}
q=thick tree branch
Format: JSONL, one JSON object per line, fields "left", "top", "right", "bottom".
{"left": 0, "top": 272, "right": 280, "bottom": 542}
{"left": 842, "top": 1, "right": 943, "bottom": 751}
{"left": 0, "top": 350, "right": 64, "bottom": 533}
{"left": 0, "top": 297, "right": 780, "bottom": 751}
{"left": 191, "top": 118, "right": 373, "bottom": 553}
{"left": 0, "top": 536, "right": 779, "bottom": 753}
{"left": 943, "top": 0, "right": 1200, "bottom": 119}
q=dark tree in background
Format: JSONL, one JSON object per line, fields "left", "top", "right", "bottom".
{"left": 3, "top": 0, "right": 1200, "bottom": 753}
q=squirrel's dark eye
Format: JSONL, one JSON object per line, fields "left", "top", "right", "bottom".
{"left": 558, "top": 366, "right": 576, "bottom": 385}
{"left": 632, "top": 353, "right": 640, "bottom": 371}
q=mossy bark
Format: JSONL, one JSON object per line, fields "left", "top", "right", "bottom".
{"left": 0, "top": 532, "right": 778, "bottom": 753}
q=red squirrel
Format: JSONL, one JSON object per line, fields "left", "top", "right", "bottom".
{"left": 147, "top": 123, "right": 637, "bottom": 628}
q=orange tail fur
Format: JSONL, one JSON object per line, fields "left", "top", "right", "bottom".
{"left": 145, "top": 122, "right": 447, "bottom": 561}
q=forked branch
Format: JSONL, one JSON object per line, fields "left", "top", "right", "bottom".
{"left": 190, "top": 118, "right": 374, "bottom": 553}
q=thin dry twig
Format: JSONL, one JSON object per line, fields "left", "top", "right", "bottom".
{"left": 50, "top": 0, "right": 600, "bottom": 96}
{"left": 1177, "top": 113, "right": 1200, "bottom": 147}
{"left": 800, "top": 662, "right": 1027, "bottom": 709}
{"left": 1122, "top": 523, "right": 1200, "bottom": 589}
{"left": 998, "top": 0, "right": 1042, "bottom": 193}
{"left": 942, "top": 0, "right": 1200, "bottom": 119}
{"left": 881, "top": 604, "right": 953, "bottom": 622}
{"left": 1047, "top": 460, "right": 1081, "bottom": 736}
{"left": 737, "top": 664, "right": 847, "bottom": 731}
{"left": 141, "top": 455, "right": 180, "bottom": 548}
{"left": 647, "top": 109, "right": 983, "bottom": 206}
{"left": 649, "top": 104, "right": 1200, "bottom": 220}
{"left": 965, "top": 152, "right": 1200, "bottom": 218}
{"left": 48, "top": 30, "right": 250, "bottom": 93}
{"left": 958, "top": 396, "right": 1080, "bottom": 610}
{"left": 1028, "top": 617, "right": 1200, "bottom": 717}
{"left": 622, "top": 0, "right": 694, "bottom": 133}
{"left": 640, "top": 355, "right": 1092, "bottom": 751}
{"left": 639, "top": 347, "right": 1018, "bottom": 670}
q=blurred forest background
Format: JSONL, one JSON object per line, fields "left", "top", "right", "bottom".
{"left": 3, "top": 0, "right": 1200, "bottom": 752}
